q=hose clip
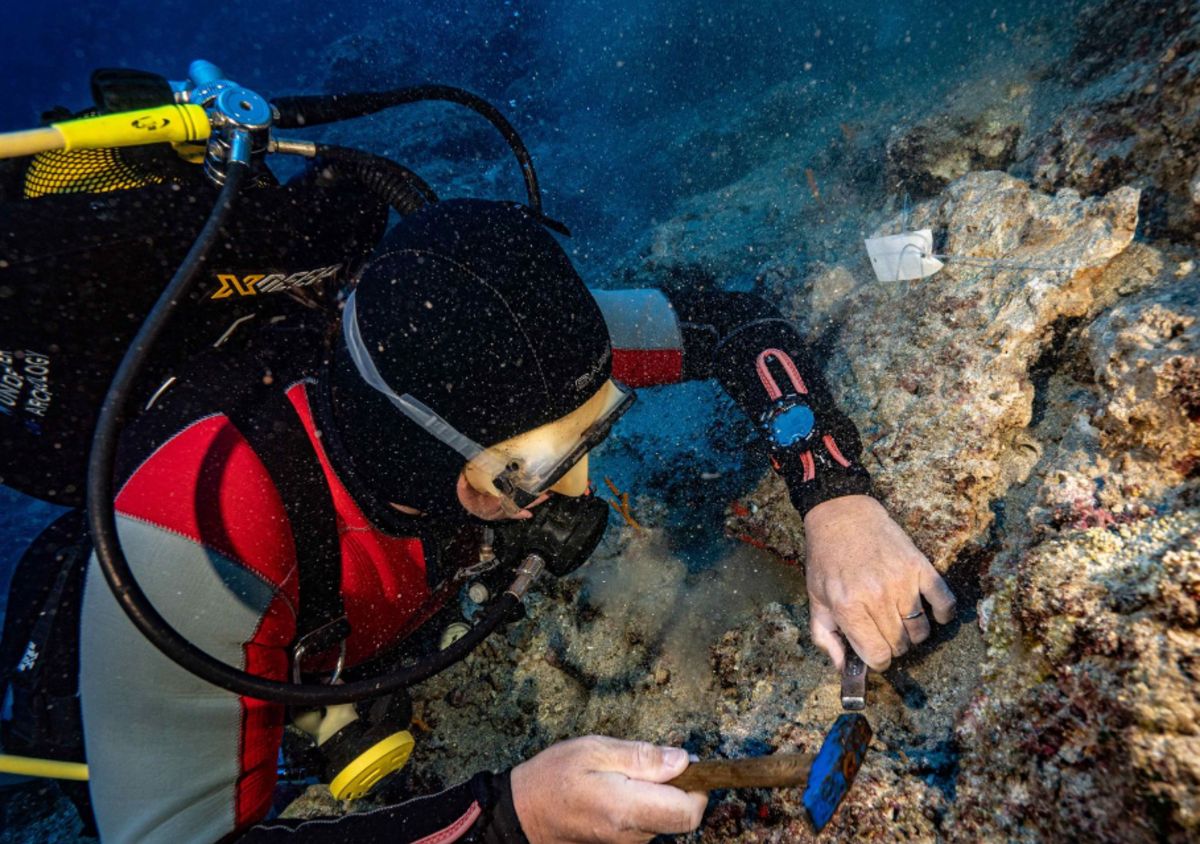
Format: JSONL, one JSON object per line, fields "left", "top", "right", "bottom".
{"left": 292, "top": 616, "right": 351, "bottom": 686}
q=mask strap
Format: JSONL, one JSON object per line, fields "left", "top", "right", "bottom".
{"left": 342, "top": 290, "right": 505, "bottom": 474}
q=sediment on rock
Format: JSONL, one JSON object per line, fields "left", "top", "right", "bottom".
{"left": 953, "top": 510, "right": 1200, "bottom": 842}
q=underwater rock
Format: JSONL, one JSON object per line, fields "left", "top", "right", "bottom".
{"left": 935, "top": 243, "right": 1200, "bottom": 841}
{"left": 884, "top": 104, "right": 1023, "bottom": 199}
{"left": 274, "top": 785, "right": 344, "bottom": 821}
{"left": 1027, "top": 0, "right": 1200, "bottom": 239}
{"left": 1000, "top": 244, "right": 1199, "bottom": 540}
{"left": 951, "top": 509, "right": 1200, "bottom": 842}
{"left": 1085, "top": 275, "right": 1200, "bottom": 474}
{"left": 709, "top": 603, "right": 813, "bottom": 743}
{"left": 699, "top": 601, "right": 983, "bottom": 842}
{"left": 723, "top": 472, "right": 805, "bottom": 565}
{"left": 733, "top": 171, "right": 1139, "bottom": 571}
{"left": 713, "top": 177, "right": 1198, "bottom": 839}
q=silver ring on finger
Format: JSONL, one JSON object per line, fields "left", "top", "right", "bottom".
{"left": 902, "top": 609, "right": 925, "bottom": 620}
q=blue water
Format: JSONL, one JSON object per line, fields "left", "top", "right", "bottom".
{"left": 1, "top": 0, "right": 1051, "bottom": 271}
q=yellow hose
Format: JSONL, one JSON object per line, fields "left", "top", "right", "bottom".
{"left": 0, "top": 104, "right": 210, "bottom": 160}
{"left": 0, "top": 127, "right": 64, "bottom": 158}
{"left": 0, "top": 753, "right": 89, "bottom": 781}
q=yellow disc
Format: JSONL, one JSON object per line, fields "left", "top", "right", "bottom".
{"left": 328, "top": 730, "right": 415, "bottom": 801}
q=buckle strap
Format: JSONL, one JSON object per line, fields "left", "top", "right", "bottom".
{"left": 222, "top": 381, "right": 347, "bottom": 652}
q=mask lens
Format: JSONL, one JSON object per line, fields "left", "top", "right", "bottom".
{"left": 471, "top": 380, "right": 635, "bottom": 506}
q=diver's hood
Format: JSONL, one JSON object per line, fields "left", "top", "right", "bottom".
{"left": 328, "top": 199, "right": 612, "bottom": 521}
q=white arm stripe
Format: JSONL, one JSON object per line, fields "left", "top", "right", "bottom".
{"left": 590, "top": 289, "right": 682, "bottom": 352}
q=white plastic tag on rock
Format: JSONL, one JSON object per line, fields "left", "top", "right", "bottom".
{"left": 864, "top": 229, "right": 945, "bottom": 282}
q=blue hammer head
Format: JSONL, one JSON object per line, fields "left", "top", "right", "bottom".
{"left": 802, "top": 713, "right": 872, "bottom": 832}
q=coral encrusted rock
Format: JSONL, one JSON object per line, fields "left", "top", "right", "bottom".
{"left": 1085, "top": 276, "right": 1200, "bottom": 475}
{"left": 952, "top": 509, "right": 1200, "bottom": 842}
{"left": 1027, "top": 0, "right": 1200, "bottom": 239}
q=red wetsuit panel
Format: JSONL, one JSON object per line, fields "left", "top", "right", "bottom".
{"left": 114, "top": 414, "right": 300, "bottom": 832}
{"left": 237, "top": 592, "right": 294, "bottom": 828}
{"left": 286, "top": 383, "right": 431, "bottom": 670}
{"left": 611, "top": 348, "right": 684, "bottom": 387}
{"left": 115, "top": 414, "right": 300, "bottom": 612}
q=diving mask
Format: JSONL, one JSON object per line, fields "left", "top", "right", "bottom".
{"left": 464, "top": 378, "right": 634, "bottom": 509}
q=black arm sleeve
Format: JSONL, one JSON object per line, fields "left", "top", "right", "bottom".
{"left": 665, "top": 289, "right": 872, "bottom": 517}
{"left": 234, "top": 770, "right": 528, "bottom": 843}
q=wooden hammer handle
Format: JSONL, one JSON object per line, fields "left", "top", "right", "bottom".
{"left": 666, "top": 753, "right": 814, "bottom": 792}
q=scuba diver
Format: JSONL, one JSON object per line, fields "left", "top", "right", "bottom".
{"left": 0, "top": 64, "right": 957, "bottom": 843}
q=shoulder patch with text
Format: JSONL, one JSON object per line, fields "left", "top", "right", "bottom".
{"left": 210, "top": 264, "right": 342, "bottom": 299}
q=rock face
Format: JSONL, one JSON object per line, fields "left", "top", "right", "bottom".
{"left": 1086, "top": 278, "right": 1200, "bottom": 474}
{"left": 945, "top": 260, "right": 1200, "bottom": 842}
{"left": 885, "top": 97, "right": 1025, "bottom": 199}
{"left": 953, "top": 510, "right": 1200, "bottom": 842}
{"left": 714, "top": 168, "right": 1197, "bottom": 841}
{"left": 1026, "top": 0, "right": 1200, "bottom": 240}
{"left": 848, "top": 174, "right": 1139, "bottom": 568}
{"left": 865, "top": 0, "right": 1200, "bottom": 242}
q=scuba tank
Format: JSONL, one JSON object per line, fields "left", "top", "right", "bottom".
{"left": 0, "top": 66, "right": 390, "bottom": 506}
{"left": 0, "top": 59, "right": 605, "bottom": 801}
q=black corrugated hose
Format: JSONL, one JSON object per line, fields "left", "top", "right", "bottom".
{"left": 317, "top": 144, "right": 438, "bottom": 215}
{"left": 273, "top": 85, "right": 570, "bottom": 235}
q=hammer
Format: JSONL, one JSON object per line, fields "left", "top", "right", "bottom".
{"left": 666, "top": 713, "right": 872, "bottom": 832}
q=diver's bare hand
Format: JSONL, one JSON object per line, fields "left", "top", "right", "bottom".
{"left": 803, "top": 494, "right": 956, "bottom": 672}
{"left": 511, "top": 736, "right": 707, "bottom": 843}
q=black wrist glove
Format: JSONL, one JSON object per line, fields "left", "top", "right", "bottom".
{"left": 667, "top": 290, "right": 872, "bottom": 518}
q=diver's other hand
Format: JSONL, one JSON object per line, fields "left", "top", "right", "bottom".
{"left": 803, "top": 494, "right": 956, "bottom": 672}
{"left": 511, "top": 736, "right": 707, "bottom": 843}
